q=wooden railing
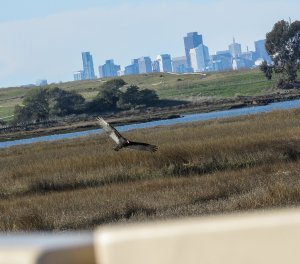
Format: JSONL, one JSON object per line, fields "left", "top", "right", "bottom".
{"left": 1, "top": 208, "right": 300, "bottom": 264}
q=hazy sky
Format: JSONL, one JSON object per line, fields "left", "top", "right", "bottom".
{"left": 0, "top": 0, "right": 299, "bottom": 88}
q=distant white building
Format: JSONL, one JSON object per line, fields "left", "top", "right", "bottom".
{"left": 189, "top": 44, "right": 209, "bottom": 72}
{"left": 73, "top": 71, "right": 84, "bottom": 81}
{"left": 232, "top": 58, "right": 246, "bottom": 70}
{"left": 117, "top": 69, "right": 125, "bottom": 76}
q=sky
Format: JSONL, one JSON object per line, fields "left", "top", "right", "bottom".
{"left": 0, "top": 0, "right": 299, "bottom": 88}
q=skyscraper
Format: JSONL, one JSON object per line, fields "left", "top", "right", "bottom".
{"left": 152, "top": 60, "right": 160, "bottom": 72}
{"left": 156, "top": 54, "right": 172, "bottom": 73}
{"left": 82, "top": 52, "right": 96, "bottom": 80}
{"left": 138, "top": 57, "right": 153, "bottom": 73}
{"left": 255, "top": 39, "right": 272, "bottom": 63}
{"left": 189, "top": 44, "right": 209, "bottom": 72}
{"left": 184, "top": 32, "right": 203, "bottom": 70}
{"left": 98, "top": 59, "right": 120, "bottom": 78}
{"left": 124, "top": 59, "right": 139, "bottom": 75}
{"left": 228, "top": 38, "right": 242, "bottom": 58}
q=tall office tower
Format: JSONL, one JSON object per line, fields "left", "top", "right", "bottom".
{"left": 156, "top": 54, "right": 172, "bottom": 73}
{"left": 138, "top": 57, "right": 153, "bottom": 73}
{"left": 98, "top": 59, "right": 120, "bottom": 78}
{"left": 152, "top": 60, "right": 160, "bottom": 72}
{"left": 171, "top": 56, "right": 188, "bottom": 73}
{"left": 189, "top": 44, "right": 209, "bottom": 72}
{"left": 132, "top": 59, "right": 140, "bottom": 74}
{"left": 255, "top": 39, "right": 272, "bottom": 63}
{"left": 184, "top": 32, "right": 203, "bottom": 71}
{"left": 124, "top": 65, "right": 137, "bottom": 75}
{"left": 81, "top": 52, "right": 96, "bottom": 80}
{"left": 124, "top": 59, "right": 139, "bottom": 75}
{"left": 228, "top": 38, "right": 242, "bottom": 58}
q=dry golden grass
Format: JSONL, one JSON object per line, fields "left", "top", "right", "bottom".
{"left": 0, "top": 108, "right": 300, "bottom": 231}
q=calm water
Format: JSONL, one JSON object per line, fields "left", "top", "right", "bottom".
{"left": 1, "top": 99, "right": 300, "bottom": 149}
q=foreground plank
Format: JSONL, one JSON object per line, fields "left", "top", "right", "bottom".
{"left": 95, "top": 208, "right": 300, "bottom": 264}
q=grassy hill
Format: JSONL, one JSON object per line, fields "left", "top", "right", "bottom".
{"left": 0, "top": 69, "right": 278, "bottom": 122}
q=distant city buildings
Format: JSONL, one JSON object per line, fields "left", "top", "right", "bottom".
{"left": 210, "top": 51, "right": 232, "bottom": 71}
{"left": 72, "top": 34, "right": 272, "bottom": 81}
{"left": 98, "top": 59, "right": 120, "bottom": 78}
{"left": 171, "top": 56, "right": 188, "bottom": 73}
{"left": 228, "top": 38, "right": 242, "bottom": 58}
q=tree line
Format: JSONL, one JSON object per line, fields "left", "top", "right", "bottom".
{"left": 13, "top": 79, "right": 159, "bottom": 123}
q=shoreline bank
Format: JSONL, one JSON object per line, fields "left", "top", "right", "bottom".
{"left": 1, "top": 90, "right": 300, "bottom": 142}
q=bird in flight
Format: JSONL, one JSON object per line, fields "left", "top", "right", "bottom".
{"left": 97, "top": 117, "right": 158, "bottom": 152}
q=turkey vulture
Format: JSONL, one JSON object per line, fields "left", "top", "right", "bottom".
{"left": 97, "top": 117, "right": 158, "bottom": 152}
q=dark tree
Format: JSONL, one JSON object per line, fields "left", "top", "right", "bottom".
{"left": 260, "top": 61, "right": 273, "bottom": 80}
{"left": 14, "top": 88, "right": 49, "bottom": 123}
{"left": 139, "top": 88, "right": 159, "bottom": 105}
{"left": 95, "top": 85, "right": 120, "bottom": 110}
{"left": 117, "top": 85, "right": 141, "bottom": 109}
{"left": 87, "top": 79, "right": 159, "bottom": 113}
{"left": 117, "top": 86, "right": 159, "bottom": 109}
{"left": 47, "top": 87, "right": 85, "bottom": 116}
{"left": 13, "top": 87, "right": 85, "bottom": 123}
{"left": 89, "top": 78, "right": 126, "bottom": 112}
{"left": 262, "top": 20, "right": 300, "bottom": 88}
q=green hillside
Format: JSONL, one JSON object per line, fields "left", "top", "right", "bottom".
{"left": 0, "top": 69, "right": 278, "bottom": 121}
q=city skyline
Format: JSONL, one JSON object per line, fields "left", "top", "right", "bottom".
{"left": 75, "top": 34, "right": 270, "bottom": 81}
{"left": 0, "top": 0, "right": 299, "bottom": 87}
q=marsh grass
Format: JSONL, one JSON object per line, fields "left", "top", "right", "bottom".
{"left": 0, "top": 108, "right": 300, "bottom": 231}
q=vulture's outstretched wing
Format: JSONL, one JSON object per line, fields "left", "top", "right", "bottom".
{"left": 97, "top": 117, "right": 127, "bottom": 144}
{"left": 126, "top": 141, "right": 158, "bottom": 152}
{"left": 97, "top": 117, "right": 158, "bottom": 152}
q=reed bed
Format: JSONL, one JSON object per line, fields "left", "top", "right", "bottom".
{"left": 0, "top": 108, "right": 300, "bottom": 231}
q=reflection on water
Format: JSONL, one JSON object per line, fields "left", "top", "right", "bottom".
{"left": 1, "top": 99, "right": 300, "bottom": 149}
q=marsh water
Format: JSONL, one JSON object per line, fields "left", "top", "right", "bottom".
{"left": 1, "top": 99, "right": 300, "bottom": 149}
